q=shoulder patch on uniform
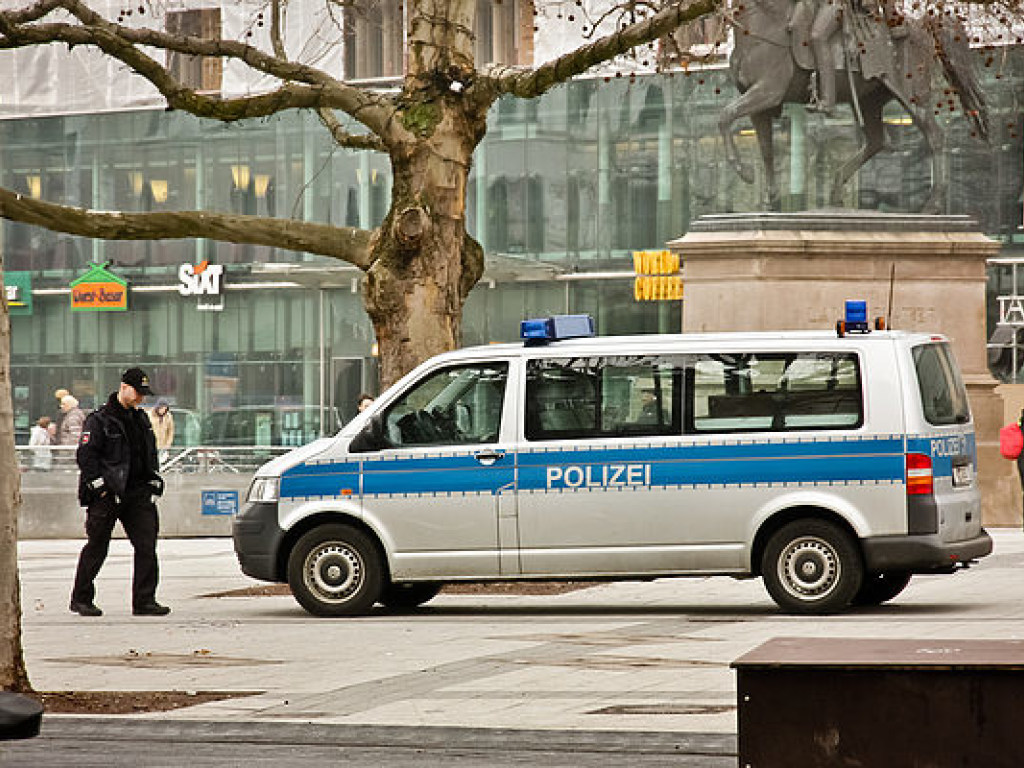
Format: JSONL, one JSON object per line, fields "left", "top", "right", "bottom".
{"left": 80, "top": 432, "right": 90, "bottom": 445}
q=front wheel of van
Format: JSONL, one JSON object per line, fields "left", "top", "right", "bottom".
{"left": 287, "top": 524, "right": 383, "bottom": 617}
{"left": 762, "top": 519, "right": 863, "bottom": 615}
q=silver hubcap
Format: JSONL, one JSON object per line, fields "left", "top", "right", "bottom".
{"left": 304, "top": 543, "right": 363, "bottom": 603}
{"left": 779, "top": 536, "right": 839, "bottom": 600}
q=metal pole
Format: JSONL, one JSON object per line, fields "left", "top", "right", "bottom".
{"left": 319, "top": 288, "right": 326, "bottom": 436}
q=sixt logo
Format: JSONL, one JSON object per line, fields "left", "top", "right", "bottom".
{"left": 179, "top": 260, "right": 224, "bottom": 297}
{"left": 546, "top": 463, "right": 652, "bottom": 490}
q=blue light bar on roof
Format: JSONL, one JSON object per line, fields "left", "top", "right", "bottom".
{"left": 520, "top": 314, "right": 595, "bottom": 344}
{"left": 845, "top": 300, "right": 867, "bottom": 325}
{"left": 836, "top": 299, "right": 872, "bottom": 337}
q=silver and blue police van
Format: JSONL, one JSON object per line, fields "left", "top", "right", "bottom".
{"left": 233, "top": 306, "right": 991, "bottom": 616}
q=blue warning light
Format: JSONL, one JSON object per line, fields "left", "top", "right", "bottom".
{"left": 520, "top": 314, "right": 596, "bottom": 344}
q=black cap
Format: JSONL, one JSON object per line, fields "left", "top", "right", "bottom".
{"left": 121, "top": 367, "right": 154, "bottom": 396}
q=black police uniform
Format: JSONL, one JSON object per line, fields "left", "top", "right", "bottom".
{"left": 71, "top": 392, "right": 166, "bottom": 612}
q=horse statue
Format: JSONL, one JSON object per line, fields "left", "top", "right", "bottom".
{"left": 719, "top": 0, "right": 990, "bottom": 212}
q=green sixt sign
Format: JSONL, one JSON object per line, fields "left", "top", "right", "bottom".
{"left": 70, "top": 261, "right": 128, "bottom": 312}
{"left": 4, "top": 272, "right": 32, "bottom": 316}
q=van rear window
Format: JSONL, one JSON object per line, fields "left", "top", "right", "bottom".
{"left": 912, "top": 343, "right": 971, "bottom": 426}
{"left": 688, "top": 352, "right": 863, "bottom": 433}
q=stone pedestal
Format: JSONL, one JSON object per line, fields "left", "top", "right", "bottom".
{"left": 669, "top": 211, "right": 1013, "bottom": 527}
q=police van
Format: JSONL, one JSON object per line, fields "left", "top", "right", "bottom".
{"left": 233, "top": 306, "right": 991, "bottom": 616}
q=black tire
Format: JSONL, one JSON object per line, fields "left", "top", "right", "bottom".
{"left": 379, "top": 582, "right": 444, "bottom": 610}
{"left": 851, "top": 571, "right": 912, "bottom": 606}
{"left": 762, "top": 519, "right": 863, "bottom": 615}
{"left": 287, "top": 524, "right": 383, "bottom": 616}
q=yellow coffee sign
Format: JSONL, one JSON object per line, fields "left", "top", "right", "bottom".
{"left": 70, "top": 262, "right": 128, "bottom": 312}
{"left": 632, "top": 249, "right": 683, "bottom": 302}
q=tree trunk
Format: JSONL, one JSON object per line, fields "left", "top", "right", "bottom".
{"left": 0, "top": 275, "right": 31, "bottom": 692}
{"left": 365, "top": 103, "right": 486, "bottom": 388}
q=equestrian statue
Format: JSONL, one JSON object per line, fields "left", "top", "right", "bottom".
{"left": 719, "top": 0, "right": 991, "bottom": 211}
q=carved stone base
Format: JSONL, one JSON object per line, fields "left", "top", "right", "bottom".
{"left": 669, "top": 212, "right": 1010, "bottom": 526}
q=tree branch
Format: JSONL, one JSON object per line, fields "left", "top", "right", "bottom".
{"left": 317, "top": 107, "right": 388, "bottom": 152}
{"left": 0, "top": 188, "right": 375, "bottom": 270}
{"left": 482, "top": 0, "right": 722, "bottom": 99}
{"left": 0, "top": 1, "right": 395, "bottom": 134}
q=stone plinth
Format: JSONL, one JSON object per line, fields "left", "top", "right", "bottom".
{"left": 669, "top": 211, "right": 1013, "bottom": 526}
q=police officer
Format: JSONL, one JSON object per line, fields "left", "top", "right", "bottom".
{"left": 69, "top": 368, "right": 169, "bottom": 617}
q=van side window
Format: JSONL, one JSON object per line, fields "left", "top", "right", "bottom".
{"left": 382, "top": 363, "right": 508, "bottom": 447}
{"left": 688, "top": 352, "right": 862, "bottom": 433}
{"left": 526, "top": 356, "right": 682, "bottom": 441}
{"left": 912, "top": 343, "right": 970, "bottom": 426}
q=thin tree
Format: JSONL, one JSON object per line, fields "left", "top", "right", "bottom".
{"left": 0, "top": 282, "right": 29, "bottom": 692}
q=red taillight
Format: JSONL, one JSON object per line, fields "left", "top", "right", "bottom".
{"left": 906, "top": 453, "right": 933, "bottom": 495}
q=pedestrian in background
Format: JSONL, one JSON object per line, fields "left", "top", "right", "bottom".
{"left": 52, "top": 387, "right": 69, "bottom": 438}
{"left": 29, "top": 416, "right": 52, "bottom": 471}
{"left": 69, "top": 367, "right": 169, "bottom": 617}
{"left": 58, "top": 394, "right": 85, "bottom": 446}
{"left": 357, "top": 393, "right": 375, "bottom": 413}
{"left": 148, "top": 400, "right": 175, "bottom": 463}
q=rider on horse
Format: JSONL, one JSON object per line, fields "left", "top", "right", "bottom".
{"left": 790, "top": 0, "right": 898, "bottom": 115}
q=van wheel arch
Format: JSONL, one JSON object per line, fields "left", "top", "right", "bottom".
{"left": 276, "top": 513, "right": 390, "bottom": 585}
{"left": 751, "top": 506, "right": 861, "bottom": 578}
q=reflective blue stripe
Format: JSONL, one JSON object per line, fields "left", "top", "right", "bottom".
{"left": 907, "top": 432, "right": 976, "bottom": 478}
{"left": 363, "top": 466, "right": 515, "bottom": 496}
{"left": 519, "top": 454, "right": 903, "bottom": 491}
{"left": 282, "top": 461, "right": 360, "bottom": 476}
{"left": 516, "top": 436, "right": 904, "bottom": 468}
{"left": 277, "top": 437, "right": 917, "bottom": 499}
{"left": 281, "top": 471, "right": 361, "bottom": 499}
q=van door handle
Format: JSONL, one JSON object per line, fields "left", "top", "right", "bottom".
{"left": 475, "top": 450, "right": 505, "bottom": 466}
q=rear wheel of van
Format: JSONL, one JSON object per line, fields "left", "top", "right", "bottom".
{"left": 851, "top": 571, "right": 912, "bottom": 606}
{"left": 287, "top": 524, "right": 383, "bottom": 616}
{"left": 379, "top": 582, "right": 444, "bottom": 611}
{"left": 762, "top": 519, "right": 863, "bottom": 615}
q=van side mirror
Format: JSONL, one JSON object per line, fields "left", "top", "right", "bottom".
{"left": 349, "top": 414, "right": 390, "bottom": 453}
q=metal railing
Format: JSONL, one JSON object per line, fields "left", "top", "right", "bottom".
{"left": 16, "top": 445, "right": 293, "bottom": 476}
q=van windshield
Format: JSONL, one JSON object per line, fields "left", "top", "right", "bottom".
{"left": 912, "top": 342, "right": 971, "bottom": 426}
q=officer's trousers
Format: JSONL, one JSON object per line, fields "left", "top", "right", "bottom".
{"left": 71, "top": 487, "right": 160, "bottom": 608}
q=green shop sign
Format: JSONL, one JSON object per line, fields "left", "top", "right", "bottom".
{"left": 70, "top": 261, "right": 128, "bottom": 312}
{"left": 4, "top": 272, "right": 32, "bottom": 316}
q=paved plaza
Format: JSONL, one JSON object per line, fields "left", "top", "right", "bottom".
{"left": 12, "top": 528, "right": 1024, "bottom": 737}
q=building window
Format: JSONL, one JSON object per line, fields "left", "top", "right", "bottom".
{"left": 344, "top": 0, "right": 404, "bottom": 80}
{"left": 476, "top": 0, "right": 523, "bottom": 65}
{"left": 166, "top": 8, "right": 223, "bottom": 94}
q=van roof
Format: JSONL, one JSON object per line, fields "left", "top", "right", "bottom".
{"left": 443, "top": 329, "right": 946, "bottom": 359}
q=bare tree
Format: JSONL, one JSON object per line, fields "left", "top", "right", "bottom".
{"left": 0, "top": 0, "right": 719, "bottom": 690}
{"left": 0, "top": 0, "right": 717, "bottom": 385}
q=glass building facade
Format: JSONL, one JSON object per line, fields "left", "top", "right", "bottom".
{"left": 3, "top": 57, "right": 1023, "bottom": 445}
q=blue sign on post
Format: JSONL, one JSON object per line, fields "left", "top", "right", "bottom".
{"left": 201, "top": 490, "right": 238, "bottom": 516}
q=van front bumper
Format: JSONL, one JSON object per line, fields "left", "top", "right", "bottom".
{"left": 862, "top": 530, "right": 993, "bottom": 574}
{"left": 232, "top": 502, "right": 286, "bottom": 582}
